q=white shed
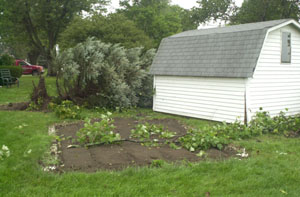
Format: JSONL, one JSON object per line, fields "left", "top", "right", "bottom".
{"left": 150, "top": 19, "right": 300, "bottom": 123}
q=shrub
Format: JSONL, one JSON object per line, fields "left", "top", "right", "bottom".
{"left": 0, "top": 66, "right": 23, "bottom": 78}
{"left": 49, "top": 100, "right": 81, "bottom": 119}
{"left": 0, "top": 54, "right": 14, "bottom": 66}
{"left": 54, "top": 37, "right": 155, "bottom": 109}
{"left": 76, "top": 112, "right": 121, "bottom": 145}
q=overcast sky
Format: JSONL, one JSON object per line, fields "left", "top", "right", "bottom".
{"left": 109, "top": 0, "right": 244, "bottom": 10}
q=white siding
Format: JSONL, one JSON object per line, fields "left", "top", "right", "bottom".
{"left": 248, "top": 24, "right": 300, "bottom": 119}
{"left": 153, "top": 76, "right": 246, "bottom": 122}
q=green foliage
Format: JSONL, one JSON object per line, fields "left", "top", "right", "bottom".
{"left": 192, "top": 0, "right": 237, "bottom": 24}
{"left": 54, "top": 38, "right": 155, "bottom": 109}
{"left": 192, "top": 0, "right": 300, "bottom": 26}
{"left": 131, "top": 123, "right": 176, "bottom": 141}
{"left": 249, "top": 109, "right": 300, "bottom": 136}
{"left": 60, "top": 13, "right": 154, "bottom": 50}
{"left": 0, "top": 54, "right": 14, "bottom": 66}
{"left": 150, "top": 159, "right": 165, "bottom": 168}
{"left": 179, "top": 129, "right": 228, "bottom": 152}
{"left": 119, "top": 0, "right": 197, "bottom": 47}
{"left": 0, "top": 66, "right": 23, "bottom": 78}
{"left": 231, "top": 0, "right": 300, "bottom": 24}
{"left": 27, "top": 97, "right": 44, "bottom": 111}
{"left": 49, "top": 100, "right": 81, "bottom": 119}
{"left": 0, "top": 0, "right": 109, "bottom": 75}
{"left": 76, "top": 112, "right": 121, "bottom": 145}
{"left": 180, "top": 108, "right": 300, "bottom": 152}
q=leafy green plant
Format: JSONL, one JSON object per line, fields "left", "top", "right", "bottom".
{"left": 130, "top": 123, "right": 176, "bottom": 141}
{"left": 179, "top": 108, "right": 300, "bottom": 152}
{"left": 179, "top": 129, "right": 228, "bottom": 152}
{"left": 169, "top": 142, "right": 181, "bottom": 150}
{"left": 49, "top": 100, "right": 81, "bottom": 119}
{"left": 76, "top": 112, "right": 121, "bottom": 146}
{"left": 27, "top": 97, "right": 44, "bottom": 111}
{"left": 150, "top": 159, "right": 165, "bottom": 168}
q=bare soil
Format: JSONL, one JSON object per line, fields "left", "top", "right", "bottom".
{"left": 55, "top": 118, "right": 238, "bottom": 172}
{"left": 0, "top": 102, "right": 29, "bottom": 111}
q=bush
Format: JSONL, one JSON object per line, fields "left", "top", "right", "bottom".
{"left": 54, "top": 37, "right": 155, "bottom": 109}
{"left": 0, "top": 54, "right": 14, "bottom": 66}
{"left": 0, "top": 66, "right": 23, "bottom": 78}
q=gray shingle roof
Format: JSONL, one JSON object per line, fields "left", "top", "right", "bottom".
{"left": 150, "top": 19, "right": 293, "bottom": 78}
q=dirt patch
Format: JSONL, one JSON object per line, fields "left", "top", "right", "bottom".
{"left": 286, "top": 131, "right": 300, "bottom": 138}
{"left": 0, "top": 102, "right": 29, "bottom": 111}
{"left": 55, "top": 118, "right": 239, "bottom": 172}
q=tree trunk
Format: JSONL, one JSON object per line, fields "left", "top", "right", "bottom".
{"left": 45, "top": 46, "right": 57, "bottom": 76}
{"left": 46, "top": 53, "right": 54, "bottom": 76}
{"left": 28, "top": 49, "right": 40, "bottom": 64}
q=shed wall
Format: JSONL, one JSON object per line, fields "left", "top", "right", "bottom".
{"left": 153, "top": 76, "right": 246, "bottom": 122}
{"left": 248, "top": 24, "right": 300, "bottom": 118}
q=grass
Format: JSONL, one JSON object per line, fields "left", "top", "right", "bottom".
{"left": 0, "top": 76, "right": 300, "bottom": 196}
{"left": 0, "top": 75, "right": 57, "bottom": 105}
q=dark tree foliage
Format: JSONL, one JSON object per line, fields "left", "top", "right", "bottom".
{"left": 231, "top": 0, "right": 300, "bottom": 24}
{"left": 191, "top": 0, "right": 238, "bottom": 24}
{"left": 192, "top": 0, "right": 300, "bottom": 26}
{"left": 0, "top": 0, "right": 108, "bottom": 75}
{"left": 59, "top": 13, "right": 154, "bottom": 50}
{"left": 118, "top": 0, "right": 197, "bottom": 47}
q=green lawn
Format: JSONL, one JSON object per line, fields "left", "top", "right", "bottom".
{"left": 0, "top": 75, "right": 57, "bottom": 105}
{"left": 0, "top": 76, "right": 300, "bottom": 196}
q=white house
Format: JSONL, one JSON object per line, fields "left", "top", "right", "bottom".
{"left": 150, "top": 19, "right": 300, "bottom": 123}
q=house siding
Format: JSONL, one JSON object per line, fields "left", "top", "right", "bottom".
{"left": 153, "top": 76, "right": 246, "bottom": 122}
{"left": 248, "top": 24, "right": 300, "bottom": 119}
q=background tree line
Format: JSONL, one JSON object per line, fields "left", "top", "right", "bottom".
{"left": 0, "top": 0, "right": 299, "bottom": 73}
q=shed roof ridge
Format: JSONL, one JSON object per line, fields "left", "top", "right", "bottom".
{"left": 166, "top": 28, "right": 268, "bottom": 40}
{"left": 170, "top": 19, "right": 292, "bottom": 38}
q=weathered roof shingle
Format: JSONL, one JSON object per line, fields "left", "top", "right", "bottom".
{"left": 150, "top": 19, "right": 292, "bottom": 78}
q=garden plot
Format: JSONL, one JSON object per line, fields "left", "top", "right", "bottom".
{"left": 52, "top": 118, "right": 239, "bottom": 172}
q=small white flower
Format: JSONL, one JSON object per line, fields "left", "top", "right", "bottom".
{"left": 2, "top": 145, "right": 9, "bottom": 151}
{"left": 27, "top": 149, "right": 32, "bottom": 154}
